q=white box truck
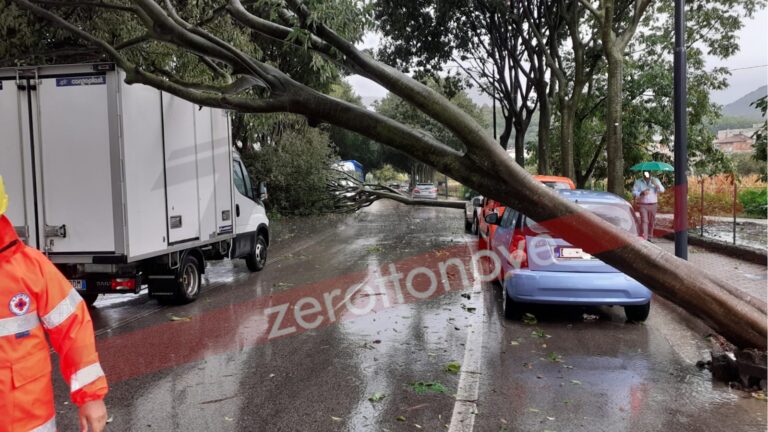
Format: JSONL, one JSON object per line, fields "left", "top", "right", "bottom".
{"left": 0, "top": 63, "right": 270, "bottom": 305}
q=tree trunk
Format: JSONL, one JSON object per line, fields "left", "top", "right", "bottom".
{"left": 560, "top": 100, "right": 576, "bottom": 180}
{"left": 537, "top": 82, "right": 551, "bottom": 175}
{"left": 605, "top": 51, "right": 624, "bottom": 195}
{"left": 514, "top": 125, "right": 525, "bottom": 167}
{"left": 499, "top": 114, "right": 514, "bottom": 152}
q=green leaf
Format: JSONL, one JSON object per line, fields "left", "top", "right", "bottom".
{"left": 368, "top": 392, "right": 386, "bottom": 402}
{"left": 410, "top": 381, "right": 447, "bottom": 394}
{"left": 522, "top": 313, "right": 537, "bottom": 325}
{"left": 444, "top": 361, "right": 461, "bottom": 374}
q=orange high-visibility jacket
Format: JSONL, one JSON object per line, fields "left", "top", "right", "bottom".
{"left": 0, "top": 215, "right": 108, "bottom": 432}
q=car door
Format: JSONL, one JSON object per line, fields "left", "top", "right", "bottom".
{"left": 491, "top": 207, "right": 519, "bottom": 276}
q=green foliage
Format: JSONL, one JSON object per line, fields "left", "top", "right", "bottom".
{"left": 370, "top": 164, "right": 407, "bottom": 184}
{"left": 751, "top": 96, "right": 767, "bottom": 164}
{"left": 731, "top": 153, "right": 766, "bottom": 178}
{"left": 242, "top": 121, "right": 338, "bottom": 215}
{"left": 327, "top": 81, "right": 384, "bottom": 172}
{"left": 739, "top": 188, "right": 768, "bottom": 218}
{"left": 374, "top": 78, "right": 487, "bottom": 152}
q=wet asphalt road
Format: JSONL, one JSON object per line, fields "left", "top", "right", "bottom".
{"left": 50, "top": 201, "right": 766, "bottom": 431}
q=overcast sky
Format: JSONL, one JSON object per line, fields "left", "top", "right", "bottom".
{"left": 348, "top": 8, "right": 768, "bottom": 106}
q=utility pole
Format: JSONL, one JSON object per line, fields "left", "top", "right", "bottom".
{"left": 674, "top": 0, "right": 688, "bottom": 259}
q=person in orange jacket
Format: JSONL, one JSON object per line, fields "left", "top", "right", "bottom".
{"left": 0, "top": 176, "right": 108, "bottom": 432}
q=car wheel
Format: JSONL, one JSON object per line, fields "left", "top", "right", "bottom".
{"left": 465, "top": 217, "right": 472, "bottom": 232}
{"left": 503, "top": 289, "right": 523, "bottom": 320}
{"left": 80, "top": 292, "right": 99, "bottom": 308}
{"left": 245, "top": 234, "right": 268, "bottom": 272}
{"left": 625, "top": 302, "right": 650, "bottom": 322}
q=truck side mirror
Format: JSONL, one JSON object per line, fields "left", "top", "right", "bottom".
{"left": 257, "top": 181, "right": 268, "bottom": 201}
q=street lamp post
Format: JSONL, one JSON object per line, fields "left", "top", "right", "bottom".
{"left": 674, "top": 0, "right": 688, "bottom": 259}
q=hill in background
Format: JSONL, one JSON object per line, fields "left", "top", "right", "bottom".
{"left": 722, "top": 85, "right": 767, "bottom": 121}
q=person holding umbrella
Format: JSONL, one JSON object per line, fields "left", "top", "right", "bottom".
{"left": 630, "top": 162, "right": 671, "bottom": 240}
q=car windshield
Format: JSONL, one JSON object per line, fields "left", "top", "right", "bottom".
{"left": 526, "top": 202, "right": 637, "bottom": 234}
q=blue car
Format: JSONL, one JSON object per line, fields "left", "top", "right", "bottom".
{"left": 484, "top": 190, "right": 652, "bottom": 321}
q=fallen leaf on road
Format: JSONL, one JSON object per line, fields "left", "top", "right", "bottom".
{"left": 531, "top": 329, "right": 550, "bottom": 338}
{"left": 168, "top": 314, "right": 191, "bottom": 322}
{"left": 509, "top": 340, "right": 520, "bottom": 346}
{"left": 410, "top": 381, "right": 447, "bottom": 394}
{"left": 396, "top": 416, "right": 406, "bottom": 422}
{"left": 527, "top": 408, "right": 540, "bottom": 413}
{"left": 368, "top": 392, "right": 386, "bottom": 402}
{"left": 224, "top": 417, "right": 234, "bottom": 422}
{"left": 330, "top": 416, "right": 342, "bottom": 422}
{"left": 461, "top": 293, "right": 471, "bottom": 299}
{"left": 546, "top": 416, "right": 556, "bottom": 421}
{"left": 751, "top": 391, "right": 766, "bottom": 401}
{"left": 461, "top": 304, "right": 476, "bottom": 313}
{"left": 582, "top": 313, "right": 599, "bottom": 321}
{"left": 522, "top": 313, "right": 537, "bottom": 325}
{"left": 547, "top": 352, "right": 563, "bottom": 363}
{"left": 570, "top": 380, "right": 582, "bottom": 385}
{"left": 444, "top": 362, "right": 461, "bottom": 374}
{"left": 367, "top": 245, "right": 384, "bottom": 253}
{"left": 106, "top": 415, "right": 114, "bottom": 424}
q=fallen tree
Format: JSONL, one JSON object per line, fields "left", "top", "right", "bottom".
{"left": 328, "top": 171, "right": 465, "bottom": 212}
{"left": 10, "top": 0, "right": 766, "bottom": 349}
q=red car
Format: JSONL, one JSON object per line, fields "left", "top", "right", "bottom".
{"left": 476, "top": 176, "right": 575, "bottom": 248}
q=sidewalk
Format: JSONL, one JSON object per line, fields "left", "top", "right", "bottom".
{"left": 652, "top": 237, "right": 767, "bottom": 302}
{"left": 657, "top": 213, "right": 768, "bottom": 226}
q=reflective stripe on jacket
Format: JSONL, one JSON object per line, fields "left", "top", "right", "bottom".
{"left": 0, "top": 215, "right": 108, "bottom": 432}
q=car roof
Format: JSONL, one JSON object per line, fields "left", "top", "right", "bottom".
{"left": 557, "top": 189, "right": 630, "bottom": 205}
{"left": 533, "top": 175, "right": 576, "bottom": 189}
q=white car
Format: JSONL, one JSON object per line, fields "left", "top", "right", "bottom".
{"left": 465, "top": 195, "right": 483, "bottom": 232}
{"left": 412, "top": 183, "right": 438, "bottom": 199}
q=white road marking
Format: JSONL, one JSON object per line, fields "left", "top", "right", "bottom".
{"left": 448, "top": 247, "right": 485, "bottom": 432}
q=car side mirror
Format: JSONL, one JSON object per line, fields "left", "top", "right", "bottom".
{"left": 484, "top": 213, "right": 500, "bottom": 225}
{"left": 257, "top": 181, "right": 268, "bottom": 201}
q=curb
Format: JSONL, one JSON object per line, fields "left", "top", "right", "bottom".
{"left": 656, "top": 228, "right": 767, "bottom": 266}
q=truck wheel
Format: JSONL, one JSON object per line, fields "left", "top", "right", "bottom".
{"left": 81, "top": 292, "right": 99, "bottom": 308}
{"left": 160, "top": 254, "right": 201, "bottom": 305}
{"left": 625, "top": 302, "right": 651, "bottom": 322}
{"left": 245, "top": 234, "right": 267, "bottom": 272}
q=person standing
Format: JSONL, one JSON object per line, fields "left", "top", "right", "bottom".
{"left": 632, "top": 171, "right": 666, "bottom": 240}
{"left": 0, "top": 176, "right": 109, "bottom": 432}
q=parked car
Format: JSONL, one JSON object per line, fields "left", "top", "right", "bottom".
{"left": 475, "top": 175, "right": 575, "bottom": 242}
{"left": 484, "top": 189, "right": 651, "bottom": 321}
{"left": 536, "top": 175, "right": 576, "bottom": 190}
{"left": 412, "top": 183, "right": 438, "bottom": 199}
{"left": 465, "top": 195, "right": 483, "bottom": 231}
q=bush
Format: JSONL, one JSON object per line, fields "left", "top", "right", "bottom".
{"left": 243, "top": 125, "right": 338, "bottom": 215}
{"left": 739, "top": 188, "right": 768, "bottom": 218}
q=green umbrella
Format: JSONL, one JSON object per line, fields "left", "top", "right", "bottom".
{"left": 629, "top": 161, "right": 674, "bottom": 172}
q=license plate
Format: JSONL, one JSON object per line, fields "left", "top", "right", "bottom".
{"left": 70, "top": 279, "right": 86, "bottom": 291}
{"left": 558, "top": 247, "right": 591, "bottom": 259}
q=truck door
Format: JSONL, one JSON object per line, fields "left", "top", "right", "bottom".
{"left": 1, "top": 69, "right": 117, "bottom": 253}
{"left": 0, "top": 72, "right": 41, "bottom": 248}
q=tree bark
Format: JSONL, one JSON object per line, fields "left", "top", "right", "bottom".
{"left": 514, "top": 126, "right": 526, "bottom": 167}
{"left": 537, "top": 80, "right": 552, "bottom": 175}
{"left": 604, "top": 50, "right": 624, "bottom": 195}
{"left": 560, "top": 100, "right": 576, "bottom": 179}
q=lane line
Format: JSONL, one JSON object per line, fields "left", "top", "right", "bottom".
{"left": 448, "top": 242, "right": 485, "bottom": 432}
